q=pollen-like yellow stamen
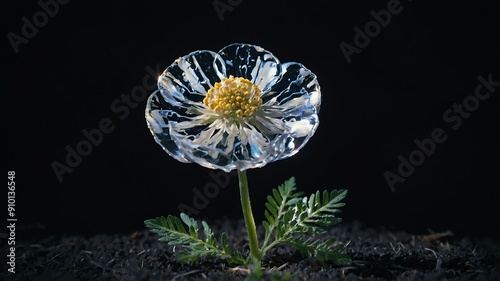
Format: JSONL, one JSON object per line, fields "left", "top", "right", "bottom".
{"left": 203, "top": 75, "right": 262, "bottom": 119}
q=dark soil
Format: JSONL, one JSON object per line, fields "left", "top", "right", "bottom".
{"left": 2, "top": 220, "right": 499, "bottom": 281}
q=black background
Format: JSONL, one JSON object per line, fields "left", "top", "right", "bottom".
{"left": 3, "top": 0, "right": 499, "bottom": 240}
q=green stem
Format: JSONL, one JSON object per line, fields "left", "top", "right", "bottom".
{"left": 238, "top": 170, "right": 262, "bottom": 276}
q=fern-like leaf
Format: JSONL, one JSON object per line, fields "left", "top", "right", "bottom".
{"left": 260, "top": 178, "right": 349, "bottom": 265}
{"left": 262, "top": 177, "right": 304, "bottom": 248}
{"left": 286, "top": 236, "right": 351, "bottom": 265}
{"left": 144, "top": 213, "right": 245, "bottom": 265}
{"left": 300, "top": 189, "right": 347, "bottom": 232}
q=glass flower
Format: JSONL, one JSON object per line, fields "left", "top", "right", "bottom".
{"left": 145, "top": 43, "right": 321, "bottom": 172}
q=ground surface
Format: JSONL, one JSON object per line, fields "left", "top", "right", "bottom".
{"left": 2, "top": 220, "right": 499, "bottom": 281}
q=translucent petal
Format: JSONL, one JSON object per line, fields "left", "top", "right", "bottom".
{"left": 263, "top": 62, "right": 321, "bottom": 111}
{"left": 145, "top": 45, "right": 321, "bottom": 172}
{"left": 218, "top": 43, "right": 281, "bottom": 92}
{"left": 159, "top": 50, "right": 226, "bottom": 104}
{"left": 145, "top": 91, "right": 192, "bottom": 163}
{"left": 258, "top": 62, "right": 321, "bottom": 160}
{"left": 146, "top": 50, "right": 227, "bottom": 163}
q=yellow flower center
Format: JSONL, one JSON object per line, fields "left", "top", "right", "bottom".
{"left": 203, "top": 75, "right": 262, "bottom": 119}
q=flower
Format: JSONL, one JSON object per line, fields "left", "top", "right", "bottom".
{"left": 145, "top": 43, "right": 321, "bottom": 172}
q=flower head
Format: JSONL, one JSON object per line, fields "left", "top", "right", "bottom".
{"left": 146, "top": 43, "right": 321, "bottom": 172}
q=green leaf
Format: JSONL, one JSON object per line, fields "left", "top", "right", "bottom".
{"left": 259, "top": 178, "right": 350, "bottom": 266}
{"left": 286, "top": 236, "right": 352, "bottom": 265}
{"left": 265, "top": 210, "right": 276, "bottom": 225}
{"left": 301, "top": 189, "right": 348, "bottom": 231}
{"left": 145, "top": 213, "right": 245, "bottom": 265}
{"left": 261, "top": 177, "right": 303, "bottom": 249}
